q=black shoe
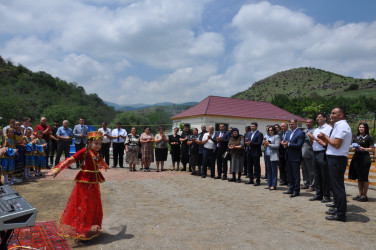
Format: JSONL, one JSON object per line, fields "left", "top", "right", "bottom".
{"left": 325, "top": 215, "right": 346, "bottom": 222}
{"left": 210, "top": 176, "right": 215, "bottom": 178}
{"left": 359, "top": 196, "right": 369, "bottom": 202}
{"left": 353, "top": 195, "right": 361, "bottom": 201}
{"left": 326, "top": 203, "right": 336, "bottom": 208}
{"left": 325, "top": 210, "right": 336, "bottom": 215}
{"left": 181, "top": 168, "right": 186, "bottom": 171}
{"left": 283, "top": 191, "right": 293, "bottom": 194}
{"left": 253, "top": 182, "right": 260, "bottom": 186}
{"left": 191, "top": 172, "right": 196, "bottom": 175}
{"left": 112, "top": 166, "right": 117, "bottom": 168}
{"left": 120, "top": 166, "right": 124, "bottom": 168}
{"left": 321, "top": 197, "right": 331, "bottom": 203}
{"left": 280, "top": 181, "right": 288, "bottom": 186}
{"left": 290, "top": 193, "right": 300, "bottom": 198}
{"left": 245, "top": 181, "right": 254, "bottom": 185}
{"left": 236, "top": 179, "right": 241, "bottom": 183}
{"left": 328, "top": 207, "right": 335, "bottom": 211}
{"left": 228, "top": 178, "right": 236, "bottom": 182}
{"left": 214, "top": 176, "right": 221, "bottom": 179}
{"left": 222, "top": 176, "right": 227, "bottom": 180}
{"left": 68, "top": 166, "right": 72, "bottom": 169}
{"left": 309, "top": 195, "right": 323, "bottom": 201}
{"left": 201, "top": 175, "right": 206, "bottom": 178}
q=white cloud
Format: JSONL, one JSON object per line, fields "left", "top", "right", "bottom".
{"left": 0, "top": 0, "right": 375, "bottom": 105}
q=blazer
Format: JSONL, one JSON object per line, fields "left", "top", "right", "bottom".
{"left": 73, "top": 124, "right": 89, "bottom": 144}
{"left": 302, "top": 128, "right": 314, "bottom": 158}
{"left": 246, "top": 130, "right": 264, "bottom": 157}
{"left": 213, "top": 130, "right": 231, "bottom": 150}
{"left": 269, "top": 134, "right": 281, "bottom": 162}
{"left": 285, "top": 128, "right": 305, "bottom": 162}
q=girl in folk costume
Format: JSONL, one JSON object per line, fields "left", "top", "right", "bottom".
{"left": 48, "top": 131, "right": 108, "bottom": 240}
{"left": 1, "top": 128, "right": 18, "bottom": 185}
{"left": 34, "top": 130, "right": 47, "bottom": 177}
{"left": 13, "top": 121, "right": 25, "bottom": 181}
{"left": 24, "top": 128, "right": 35, "bottom": 179}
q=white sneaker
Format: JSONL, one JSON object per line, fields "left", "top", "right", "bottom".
{"left": 13, "top": 178, "right": 23, "bottom": 183}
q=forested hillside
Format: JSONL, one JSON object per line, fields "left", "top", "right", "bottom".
{"left": 0, "top": 56, "right": 116, "bottom": 125}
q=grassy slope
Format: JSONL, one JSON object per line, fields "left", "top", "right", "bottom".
{"left": 232, "top": 67, "right": 374, "bottom": 101}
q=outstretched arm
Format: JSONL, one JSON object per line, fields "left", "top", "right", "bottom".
{"left": 98, "top": 158, "right": 109, "bottom": 171}
{"left": 47, "top": 157, "right": 76, "bottom": 177}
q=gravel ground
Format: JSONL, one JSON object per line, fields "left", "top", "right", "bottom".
{"left": 10, "top": 155, "right": 376, "bottom": 249}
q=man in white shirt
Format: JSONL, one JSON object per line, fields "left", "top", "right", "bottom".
{"left": 111, "top": 122, "right": 127, "bottom": 168}
{"left": 308, "top": 113, "right": 332, "bottom": 203}
{"left": 73, "top": 118, "right": 89, "bottom": 168}
{"left": 318, "top": 107, "right": 352, "bottom": 222}
{"left": 98, "top": 122, "right": 112, "bottom": 166}
{"left": 201, "top": 125, "right": 216, "bottom": 178}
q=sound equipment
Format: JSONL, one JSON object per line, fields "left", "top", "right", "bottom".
{"left": 0, "top": 185, "right": 38, "bottom": 249}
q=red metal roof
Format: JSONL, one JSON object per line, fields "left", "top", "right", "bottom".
{"left": 171, "top": 96, "right": 305, "bottom": 121}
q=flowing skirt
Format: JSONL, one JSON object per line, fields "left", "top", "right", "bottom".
{"left": 58, "top": 182, "right": 103, "bottom": 240}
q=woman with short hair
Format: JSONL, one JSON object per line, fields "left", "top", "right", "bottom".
{"left": 154, "top": 127, "right": 169, "bottom": 172}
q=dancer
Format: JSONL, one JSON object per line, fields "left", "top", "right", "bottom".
{"left": 34, "top": 131, "right": 47, "bottom": 177}
{"left": 24, "top": 128, "right": 35, "bottom": 179}
{"left": 48, "top": 131, "right": 108, "bottom": 240}
{"left": 1, "top": 128, "right": 18, "bottom": 185}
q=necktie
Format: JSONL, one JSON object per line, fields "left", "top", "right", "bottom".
{"left": 118, "top": 129, "right": 120, "bottom": 142}
{"left": 217, "top": 132, "right": 223, "bottom": 148}
{"left": 283, "top": 132, "right": 286, "bottom": 140}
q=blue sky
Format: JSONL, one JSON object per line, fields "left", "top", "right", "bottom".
{"left": 1, "top": 0, "right": 375, "bottom": 105}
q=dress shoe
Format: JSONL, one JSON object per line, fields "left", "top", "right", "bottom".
{"left": 228, "top": 178, "right": 236, "bottom": 182}
{"left": 325, "top": 210, "right": 336, "bottom": 215}
{"left": 309, "top": 195, "right": 322, "bottom": 201}
{"left": 245, "top": 181, "right": 254, "bottom": 185}
{"left": 253, "top": 182, "right": 260, "bottom": 186}
{"left": 290, "top": 193, "right": 299, "bottom": 198}
{"left": 181, "top": 168, "right": 186, "bottom": 171}
{"left": 214, "top": 176, "right": 221, "bottom": 179}
{"left": 210, "top": 176, "right": 215, "bottom": 178}
{"left": 201, "top": 175, "right": 206, "bottom": 178}
{"left": 222, "top": 176, "right": 227, "bottom": 180}
{"left": 236, "top": 179, "right": 241, "bottom": 183}
{"left": 190, "top": 172, "right": 196, "bottom": 175}
{"left": 325, "top": 215, "right": 346, "bottom": 222}
{"left": 321, "top": 197, "right": 331, "bottom": 203}
{"left": 283, "top": 191, "right": 293, "bottom": 194}
{"left": 326, "top": 203, "right": 336, "bottom": 208}
{"left": 359, "top": 196, "right": 369, "bottom": 202}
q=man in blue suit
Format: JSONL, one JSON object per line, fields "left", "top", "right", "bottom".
{"left": 213, "top": 123, "right": 231, "bottom": 180}
{"left": 245, "top": 122, "right": 264, "bottom": 186}
{"left": 281, "top": 119, "right": 305, "bottom": 197}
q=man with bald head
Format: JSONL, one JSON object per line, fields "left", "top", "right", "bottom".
{"left": 55, "top": 120, "right": 73, "bottom": 166}
{"left": 34, "top": 117, "right": 52, "bottom": 167}
{"left": 201, "top": 125, "right": 216, "bottom": 178}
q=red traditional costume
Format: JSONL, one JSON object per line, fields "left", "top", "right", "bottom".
{"left": 52, "top": 146, "right": 108, "bottom": 240}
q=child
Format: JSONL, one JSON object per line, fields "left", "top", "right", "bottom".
{"left": 13, "top": 121, "right": 24, "bottom": 182}
{"left": 48, "top": 131, "right": 108, "bottom": 240}
{"left": 34, "top": 130, "right": 47, "bottom": 177}
{"left": 24, "top": 128, "right": 35, "bottom": 179}
{"left": 1, "top": 128, "right": 18, "bottom": 185}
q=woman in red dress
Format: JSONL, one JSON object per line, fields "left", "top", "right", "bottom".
{"left": 48, "top": 131, "right": 108, "bottom": 240}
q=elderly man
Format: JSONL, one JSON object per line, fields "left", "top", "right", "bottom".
{"left": 55, "top": 120, "right": 73, "bottom": 166}
{"left": 73, "top": 118, "right": 89, "bottom": 168}
{"left": 318, "top": 107, "right": 352, "bottom": 222}
{"left": 281, "top": 119, "right": 305, "bottom": 197}
{"left": 201, "top": 125, "right": 216, "bottom": 178}
{"left": 34, "top": 117, "right": 52, "bottom": 168}
{"left": 245, "top": 122, "right": 263, "bottom": 186}
{"left": 213, "top": 123, "right": 231, "bottom": 180}
{"left": 301, "top": 118, "right": 315, "bottom": 191}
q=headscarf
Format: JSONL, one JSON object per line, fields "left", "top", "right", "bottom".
{"left": 232, "top": 128, "right": 240, "bottom": 139}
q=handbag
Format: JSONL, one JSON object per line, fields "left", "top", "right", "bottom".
{"left": 222, "top": 150, "right": 231, "bottom": 160}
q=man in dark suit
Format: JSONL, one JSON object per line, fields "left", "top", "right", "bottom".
{"left": 213, "top": 123, "right": 231, "bottom": 180}
{"left": 278, "top": 122, "right": 289, "bottom": 185}
{"left": 281, "top": 119, "right": 305, "bottom": 197}
{"left": 73, "top": 117, "right": 89, "bottom": 168}
{"left": 245, "top": 122, "right": 264, "bottom": 186}
{"left": 243, "top": 126, "right": 251, "bottom": 176}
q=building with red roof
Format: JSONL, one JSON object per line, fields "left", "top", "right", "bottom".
{"left": 171, "top": 96, "right": 305, "bottom": 131}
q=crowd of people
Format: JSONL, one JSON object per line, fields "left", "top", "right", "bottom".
{"left": 1, "top": 106, "right": 374, "bottom": 222}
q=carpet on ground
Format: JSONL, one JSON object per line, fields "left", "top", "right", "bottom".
{"left": 8, "top": 221, "right": 71, "bottom": 250}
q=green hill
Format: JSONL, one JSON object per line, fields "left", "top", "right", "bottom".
{"left": 232, "top": 67, "right": 376, "bottom": 102}
{"left": 0, "top": 56, "right": 116, "bottom": 126}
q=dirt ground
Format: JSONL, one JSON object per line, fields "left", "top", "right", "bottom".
{"left": 10, "top": 156, "right": 376, "bottom": 250}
